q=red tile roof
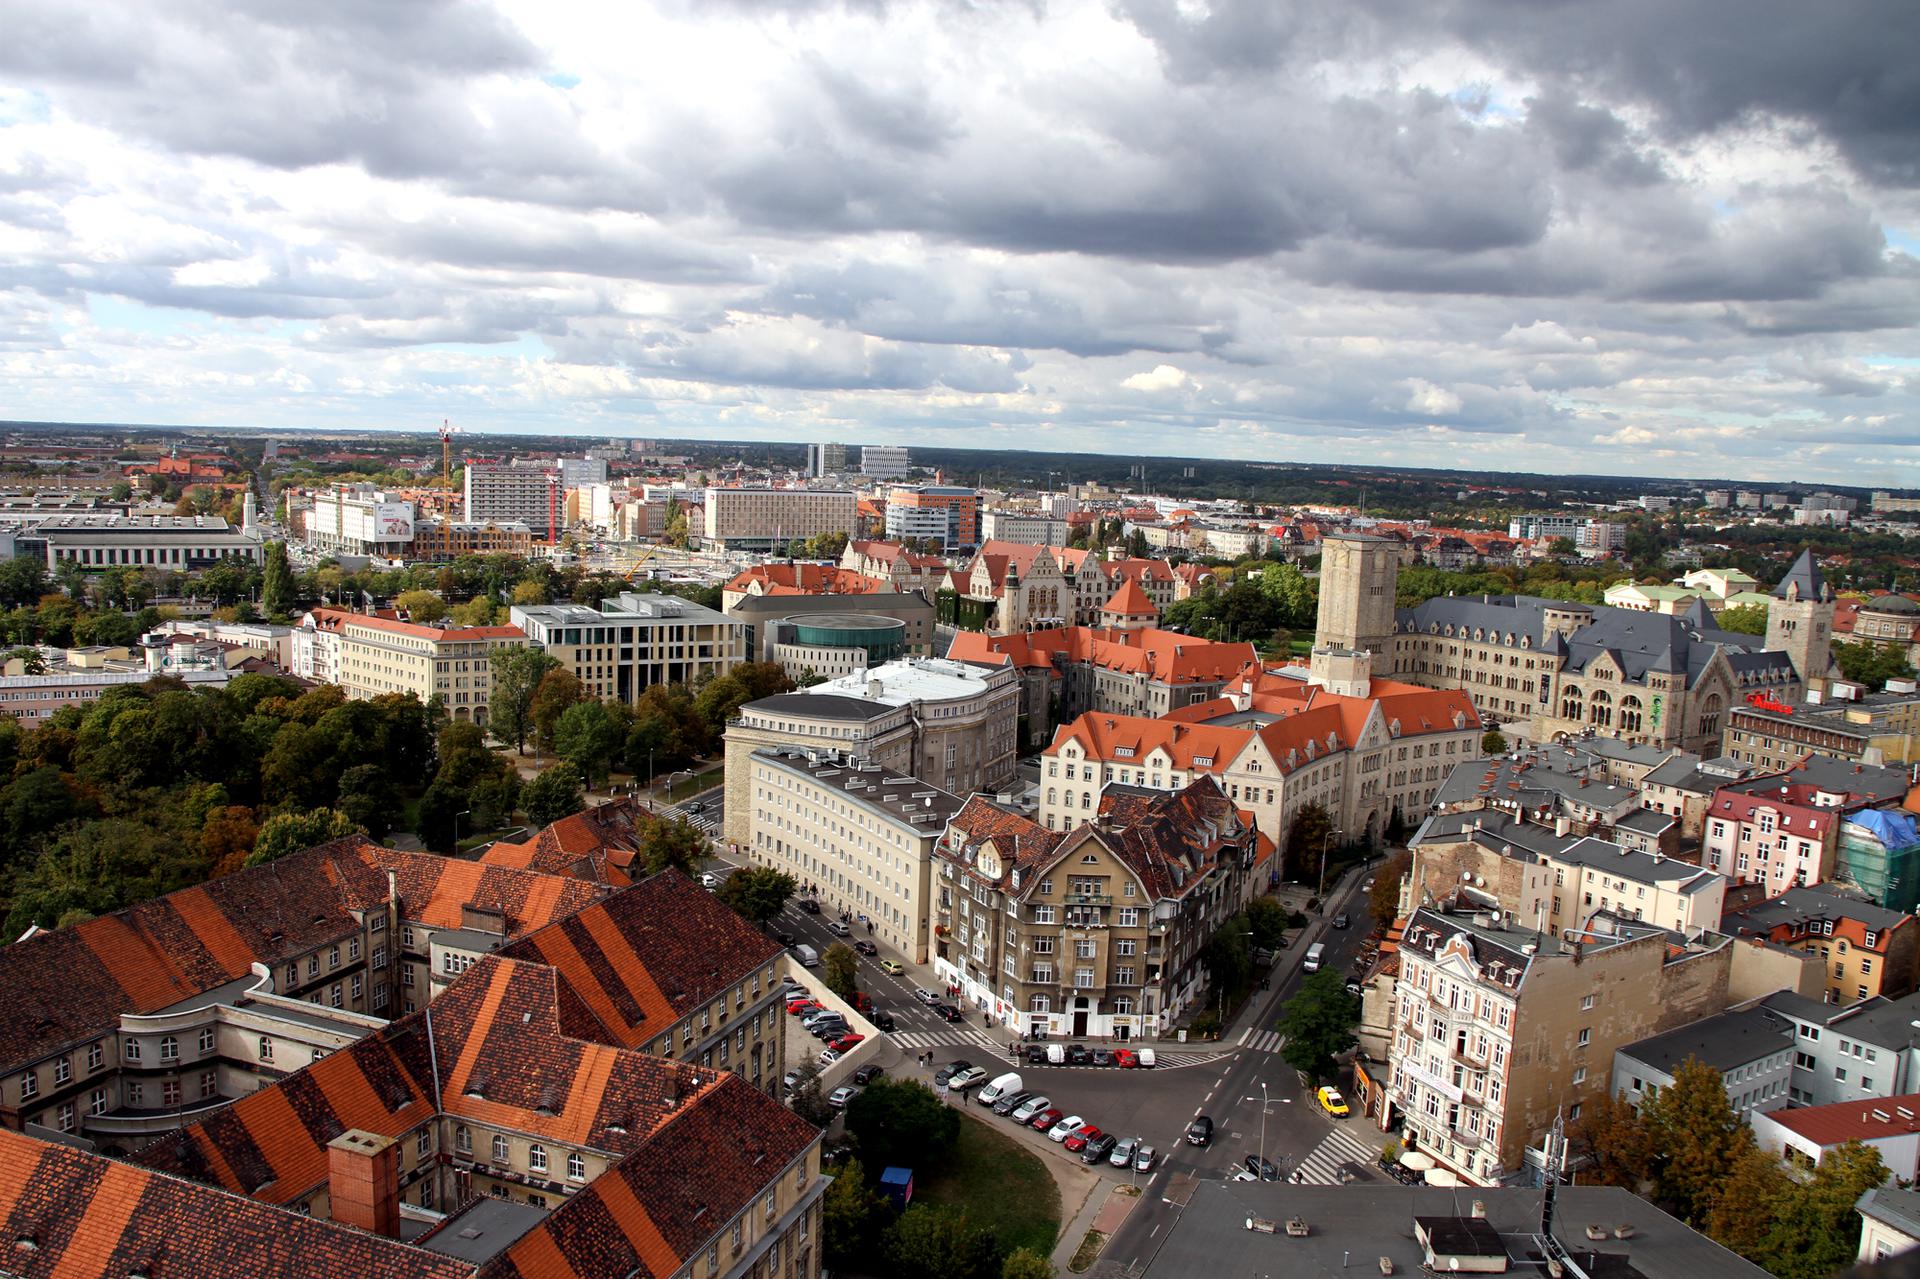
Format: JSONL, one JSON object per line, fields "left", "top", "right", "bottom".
{"left": 1101, "top": 577, "right": 1157, "bottom": 618}
{"left": 1765, "top": 1092, "right": 1920, "bottom": 1148}
{"left": 723, "top": 564, "right": 892, "bottom": 597}
{"left": 947, "top": 626, "right": 1253, "bottom": 684}
{"left": 480, "top": 797, "right": 654, "bottom": 885}
{"left": 308, "top": 607, "right": 525, "bottom": 642}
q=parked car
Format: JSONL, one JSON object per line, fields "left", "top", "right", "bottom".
{"left": 850, "top": 991, "right": 872, "bottom": 1013}
{"left": 947, "top": 1066, "right": 989, "bottom": 1091}
{"left": 871, "top": 1011, "right": 896, "bottom": 1032}
{"left": 827, "top": 920, "right": 851, "bottom": 936}
{"left": 1028, "top": 1107, "right": 1064, "bottom": 1133}
{"left": 853, "top": 1065, "right": 884, "bottom": 1085}
{"left": 1081, "top": 1134, "right": 1118, "bottom": 1165}
{"left": 933, "top": 1003, "right": 963, "bottom": 1023}
{"left": 854, "top": 940, "right": 878, "bottom": 956}
{"left": 1113, "top": 1048, "right": 1138, "bottom": 1069}
{"left": 809, "top": 1020, "right": 848, "bottom": 1040}
{"left": 1245, "top": 1154, "right": 1281, "bottom": 1181}
{"left": 914, "top": 988, "right": 938, "bottom": 1005}
{"left": 933, "top": 1060, "right": 972, "bottom": 1088}
{"left": 991, "top": 1090, "right": 1033, "bottom": 1117}
{"left": 817, "top": 1048, "right": 842, "bottom": 1066}
{"left": 1186, "top": 1116, "right": 1214, "bottom": 1147}
{"left": 798, "top": 899, "right": 822, "bottom": 914}
{"left": 1090, "top": 1048, "right": 1114, "bottom": 1067}
{"left": 1025, "top": 1044, "right": 1049, "bottom": 1065}
{"left": 1317, "top": 1087, "right": 1351, "bottom": 1118}
{"left": 1133, "top": 1144, "right": 1157, "bottom": 1173}
{"left": 977, "top": 1072, "right": 1023, "bottom": 1107}
{"left": 776, "top": 930, "right": 797, "bottom": 946}
{"left": 1333, "top": 913, "right": 1350, "bottom": 929}
{"left": 1136, "top": 1049, "right": 1157, "bottom": 1068}
{"left": 1109, "top": 1137, "right": 1139, "bottom": 1168}
{"left": 1065, "top": 1044, "right": 1092, "bottom": 1065}
{"left": 829, "top": 1033, "right": 865, "bottom": 1052}
{"left": 1047, "top": 1115, "right": 1086, "bottom": 1141}
{"left": 782, "top": 1069, "right": 802, "bottom": 1092}
{"left": 787, "top": 998, "right": 821, "bottom": 1015}
{"left": 880, "top": 959, "right": 904, "bottom": 975}
{"left": 1010, "top": 1096, "right": 1051, "bottom": 1124}
{"left": 699, "top": 872, "right": 719, "bottom": 889}
{"left": 828, "top": 1086, "right": 858, "bottom": 1108}
{"left": 1344, "top": 978, "right": 1363, "bottom": 996}
{"left": 1063, "top": 1125, "right": 1104, "bottom": 1154}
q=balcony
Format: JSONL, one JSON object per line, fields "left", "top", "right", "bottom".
{"left": 1064, "top": 893, "right": 1113, "bottom": 907}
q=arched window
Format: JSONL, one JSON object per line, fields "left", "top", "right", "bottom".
{"left": 1698, "top": 693, "right": 1723, "bottom": 741}
{"left": 529, "top": 1144, "right": 547, "bottom": 1174}
{"left": 1619, "top": 696, "right": 1643, "bottom": 734}
{"left": 1046, "top": 788, "right": 1055, "bottom": 806}
{"left": 1560, "top": 685, "right": 1584, "bottom": 721}
{"left": 1589, "top": 689, "right": 1612, "bottom": 728}
{"left": 492, "top": 1134, "right": 509, "bottom": 1163}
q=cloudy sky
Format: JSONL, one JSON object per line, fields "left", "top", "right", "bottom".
{"left": 1, "top": 0, "right": 1915, "bottom": 484}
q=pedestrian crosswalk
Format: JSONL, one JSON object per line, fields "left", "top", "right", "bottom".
{"left": 1290, "top": 1126, "right": 1378, "bottom": 1186}
{"left": 1238, "top": 1027, "right": 1285, "bottom": 1054}
{"left": 892, "top": 1027, "right": 1002, "bottom": 1054}
{"left": 662, "top": 804, "right": 721, "bottom": 838}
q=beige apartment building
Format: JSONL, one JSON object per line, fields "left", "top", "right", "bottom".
{"left": 745, "top": 747, "right": 965, "bottom": 962}
{"left": 1386, "top": 902, "right": 1733, "bottom": 1185}
{"left": 703, "top": 486, "right": 857, "bottom": 551}
{"left": 322, "top": 609, "right": 526, "bottom": 724}
{"left": 512, "top": 591, "right": 747, "bottom": 704}
{"left": 931, "top": 779, "right": 1261, "bottom": 1039}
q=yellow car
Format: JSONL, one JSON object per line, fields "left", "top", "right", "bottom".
{"left": 1316, "top": 1086, "right": 1350, "bottom": 1118}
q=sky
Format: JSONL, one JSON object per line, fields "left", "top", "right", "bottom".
{"left": 0, "top": 0, "right": 1915, "bottom": 486}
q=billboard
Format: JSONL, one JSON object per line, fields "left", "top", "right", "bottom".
{"left": 374, "top": 502, "right": 415, "bottom": 541}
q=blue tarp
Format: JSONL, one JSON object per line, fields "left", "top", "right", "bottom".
{"left": 1848, "top": 808, "right": 1920, "bottom": 851}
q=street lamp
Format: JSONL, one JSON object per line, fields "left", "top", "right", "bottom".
{"left": 1257, "top": 1080, "right": 1272, "bottom": 1174}
{"left": 1318, "top": 827, "right": 1343, "bottom": 901}
{"left": 453, "top": 808, "right": 470, "bottom": 852}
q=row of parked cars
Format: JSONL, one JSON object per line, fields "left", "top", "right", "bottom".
{"left": 786, "top": 994, "right": 870, "bottom": 1065}
{"left": 935, "top": 1065, "right": 1158, "bottom": 1173}
{"left": 1016, "top": 1042, "right": 1156, "bottom": 1068}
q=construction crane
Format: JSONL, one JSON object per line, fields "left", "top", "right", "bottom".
{"left": 620, "top": 543, "right": 661, "bottom": 582}
{"left": 438, "top": 419, "right": 459, "bottom": 491}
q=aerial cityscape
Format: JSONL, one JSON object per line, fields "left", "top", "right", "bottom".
{"left": 1, "top": 3, "right": 1917, "bottom": 1279}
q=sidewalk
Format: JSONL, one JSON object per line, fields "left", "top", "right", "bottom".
{"left": 1050, "top": 1180, "right": 1139, "bottom": 1274}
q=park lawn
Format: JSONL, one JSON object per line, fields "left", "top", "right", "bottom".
{"left": 916, "top": 1112, "right": 1061, "bottom": 1256}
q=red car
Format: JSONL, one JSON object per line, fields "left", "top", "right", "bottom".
{"left": 787, "top": 999, "right": 821, "bottom": 1016}
{"left": 1113, "top": 1049, "right": 1139, "bottom": 1069}
{"left": 1028, "top": 1107, "right": 1064, "bottom": 1133}
{"left": 830, "top": 1033, "right": 865, "bottom": 1052}
{"left": 1062, "top": 1125, "right": 1103, "bottom": 1153}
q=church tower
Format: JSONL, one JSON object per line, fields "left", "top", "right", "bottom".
{"left": 1311, "top": 533, "right": 1401, "bottom": 693}
{"left": 1765, "top": 550, "right": 1836, "bottom": 696}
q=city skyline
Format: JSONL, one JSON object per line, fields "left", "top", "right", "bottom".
{"left": 0, "top": 0, "right": 1914, "bottom": 485}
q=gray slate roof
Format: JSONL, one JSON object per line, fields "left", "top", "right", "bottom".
{"left": 742, "top": 692, "right": 898, "bottom": 721}
{"left": 1773, "top": 549, "right": 1829, "bottom": 602}
{"left": 1723, "top": 883, "right": 1912, "bottom": 936}
{"left": 1616, "top": 1007, "right": 1792, "bottom": 1076}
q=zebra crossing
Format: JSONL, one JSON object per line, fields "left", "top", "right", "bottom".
{"left": 662, "top": 803, "right": 720, "bottom": 837}
{"left": 1238, "top": 1027, "right": 1286, "bottom": 1054}
{"left": 1289, "top": 1126, "right": 1379, "bottom": 1186}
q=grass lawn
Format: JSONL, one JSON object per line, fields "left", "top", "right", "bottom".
{"left": 659, "top": 764, "right": 723, "bottom": 803}
{"left": 916, "top": 1112, "right": 1061, "bottom": 1256}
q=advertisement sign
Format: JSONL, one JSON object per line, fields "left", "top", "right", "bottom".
{"left": 374, "top": 502, "right": 415, "bottom": 540}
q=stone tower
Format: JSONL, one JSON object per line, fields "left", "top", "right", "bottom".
{"left": 1765, "top": 550, "right": 1836, "bottom": 696}
{"left": 1315, "top": 534, "right": 1401, "bottom": 656}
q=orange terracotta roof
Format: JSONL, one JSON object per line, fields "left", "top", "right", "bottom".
{"left": 723, "top": 564, "right": 892, "bottom": 596}
{"left": 1101, "top": 577, "right": 1157, "bottom": 617}
{"left": 947, "top": 626, "right": 1253, "bottom": 684}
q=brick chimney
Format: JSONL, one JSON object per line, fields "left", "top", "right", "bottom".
{"left": 328, "top": 1129, "right": 400, "bottom": 1237}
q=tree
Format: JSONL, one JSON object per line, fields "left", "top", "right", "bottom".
{"left": 261, "top": 541, "right": 296, "bottom": 619}
{"left": 1285, "top": 802, "right": 1334, "bottom": 884}
{"left": 3, "top": 644, "right": 46, "bottom": 673}
{"left": 715, "top": 865, "right": 798, "bottom": 928}
{"left": 522, "top": 765, "right": 585, "bottom": 828}
{"left": 5, "top": 818, "right": 209, "bottom": 936}
{"left": 637, "top": 814, "right": 706, "bottom": 876}
{"left": 788, "top": 1063, "right": 837, "bottom": 1127}
{"left": 1369, "top": 851, "right": 1410, "bottom": 927}
{"left": 246, "top": 808, "right": 363, "bottom": 867}
{"left": 0, "top": 556, "right": 47, "bottom": 609}
{"left": 845, "top": 1078, "right": 961, "bottom": 1180}
{"left": 1548, "top": 536, "right": 1578, "bottom": 556}
{"left": 449, "top": 595, "right": 500, "bottom": 626}
{"left": 529, "top": 667, "right": 585, "bottom": 755}
{"left": 200, "top": 805, "right": 261, "bottom": 878}
{"left": 822, "top": 1160, "right": 890, "bottom": 1272}
{"left": 1833, "top": 638, "right": 1917, "bottom": 689}
{"left": 1276, "top": 969, "right": 1359, "bottom": 1082}
{"left": 490, "top": 647, "right": 561, "bottom": 753}
{"left": 1751, "top": 1139, "right": 1888, "bottom": 1279}
{"left": 1715, "top": 602, "right": 1768, "bottom": 635}
{"left": 335, "top": 763, "right": 399, "bottom": 839}
{"left": 393, "top": 589, "right": 448, "bottom": 624}
{"left": 553, "top": 699, "right": 621, "bottom": 786}
{"left": 1204, "top": 912, "right": 1252, "bottom": 998}
{"left": 511, "top": 578, "right": 550, "bottom": 606}
{"left": 822, "top": 941, "right": 859, "bottom": 1001}
{"left": 1704, "top": 1143, "right": 1791, "bottom": 1263}
{"left": 1642, "top": 1057, "right": 1753, "bottom": 1225}
{"left": 884, "top": 1204, "right": 1004, "bottom": 1279}
{"left": 1001, "top": 1248, "right": 1055, "bottom": 1279}
{"left": 1245, "top": 896, "right": 1289, "bottom": 952}
{"left": 1572, "top": 1089, "right": 1653, "bottom": 1191}
{"left": 1480, "top": 728, "right": 1509, "bottom": 755}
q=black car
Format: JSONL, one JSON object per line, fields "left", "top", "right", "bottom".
{"left": 810, "top": 1021, "right": 848, "bottom": 1040}
{"left": 1333, "top": 913, "right": 1350, "bottom": 929}
{"left": 933, "top": 1060, "right": 972, "bottom": 1088}
{"left": 991, "top": 1090, "right": 1033, "bottom": 1117}
{"left": 871, "top": 1011, "right": 896, "bottom": 1032}
{"left": 798, "top": 899, "right": 821, "bottom": 914}
{"left": 1245, "top": 1154, "right": 1281, "bottom": 1181}
{"left": 1025, "top": 1044, "right": 1049, "bottom": 1065}
{"left": 1065, "top": 1044, "right": 1092, "bottom": 1066}
{"left": 853, "top": 940, "right": 878, "bottom": 956}
{"left": 853, "top": 1065, "right": 884, "bottom": 1085}
{"left": 1090, "top": 1048, "right": 1114, "bottom": 1067}
{"left": 1081, "top": 1134, "right": 1118, "bottom": 1165}
{"left": 1186, "top": 1116, "right": 1214, "bottom": 1147}
{"left": 934, "top": 1004, "right": 963, "bottom": 1023}
{"left": 776, "top": 931, "right": 796, "bottom": 946}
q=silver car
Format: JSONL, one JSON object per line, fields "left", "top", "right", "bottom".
{"left": 1109, "top": 1136, "right": 1139, "bottom": 1168}
{"left": 1133, "top": 1143, "right": 1157, "bottom": 1173}
{"left": 1010, "top": 1095, "right": 1051, "bottom": 1124}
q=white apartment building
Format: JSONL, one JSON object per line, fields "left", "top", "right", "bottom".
{"left": 861, "top": 446, "right": 911, "bottom": 479}
{"left": 25, "top": 515, "right": 262, "bottom": 572}
{"left": 304, "top": 485, "right": 415, "bottom": 557}
{"left": 746, "top": 747, "right": 964, "bottom": 963}
{"left": 312, "top": 609, "right": 527, "bottom": 724}
{"left": 702, "top": 487, "right": 858, "bottom": 551}
{"left": 511, "top": 591, "right": 746, "bottom": 704}
{"left": 981, "top": 509, "right": 1072, "bottom": 546}
{"left": 464, "top": 459, "right": 561, "bottom": 538}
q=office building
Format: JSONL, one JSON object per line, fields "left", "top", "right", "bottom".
{"left": 407, "top": 517, "right": 535, "bottom": 561}
{"left": 302, "top": 608, "right": 527, "bottom": 726}
{"left": 511, "top": 591, "right": 746, "bottom": 704}
{"left": 13, "top": 513, "right": 262, "bottom": 571}
{"left": 1723, "top": 883, "right": 1920, "bottom": 1006}
{"left": 305, "top": 484, "right": 416, "bottom": 556}
{"left": 860, "top": 445, "right": 912, "bottom": 479}
{"left": 463, "top": 458, "right": 560, "bottom": 538}
{"left": 885, "top": 485, "right": 982, "bottom": 551}
{"left": 701, "top": 487, "right": 858, "bottom": 551}
{"left": 1611, "top": 1007, "right": 1794, "bottom": 1119}
{"left": 745, "top": 747, "right": 964, "bottom": 962}
{"left": 980, "top": 509, "right": 1073, "bottom": 546}
{"left": 807, "top": 441, "right": 849, "bottom": 476}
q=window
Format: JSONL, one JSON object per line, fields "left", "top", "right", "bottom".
{"left": 568, "top": 1151, "right": 586, "bottom": 1180}
{"left": 1577, "top": 1028, "right": 1591, "bottom": 1047}
{"left": 373, "top": 945, "right": 388, "bottom": 971}
{"left": 162, "top": 1079, "right": 182, "bottom": 1107}
{"left": 329, "top": 984, "right": 343, "bottom": 1009}
{"left": 53, "top": 1057, "right": 70, "bottom": 1085}
{"left": 349, "top": 937, "right": 361, "bottom": 961}
{"left": 329, "top": 946, "right": 341, "bottom": 970}
{"left": 1572, "top": 1067, "right": 1587, "bottom": 1085}
{"left": 258, "top": 1037, "right": 273, "bottom": 1063}
{"left": 89, "top": 1089, "right": 107, "bottom": 1117}
{"left": 18, "top": 1071, "right": 36, "bottom": 1101}
{"left": 87, "top": 1042, "right": 102, "bottom": 1072}
{"left": 1580, "top": 994, "right": 1595, "bottom": 1011}
{"left": 418, "top": 1130, "right": 431, "bottom": 1159}
{"left": 160, "top": 1036, "right": 179, "bottom": 1063}
{"left": 200, "top": 1071, "right": 217, "bottom": 1099}
{"left": 57, "top": 1102, "right": 74, "bottom": 1133}
{"left": 307, "top": 956, "right": 319, "bottom": 978}
{"left": 124, "top": 1037, "right": 141, "bottom": 1063}
{"left": 198, "top": 1028, "right": 215, "bottom": 1055}
{"left": 456, "top": 1126, "right": 472, "bottom": 1154}
{"left": 493, "top": 1134, "right": 510, "bottom": 1163}
{"left": 127, "top": 1082, "right": 144, "bottom": 1107}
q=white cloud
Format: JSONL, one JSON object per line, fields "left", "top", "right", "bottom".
{"left": 1122, "top": 363, "right": 1193, "bottom": 392}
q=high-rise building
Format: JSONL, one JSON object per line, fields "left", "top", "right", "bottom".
{"left": 807, "top": 441, "right": 849, "bottom": 476}
{"left": 556, "top": 455, "right": 608, "bottom": 488}
{"left": 860, "top": 445, "right": 912, "bottom": 479}
{"left": 305, "top": 484, "right": 415, "bottom": 556}
{"left": 884, "top": 485, "right": 982, "bottom": 550}
{"left": 464, "top": 458, "right": 558, "bottom": 537}
{"left": 702, "top": 486, "right": 857, "bottom": 550}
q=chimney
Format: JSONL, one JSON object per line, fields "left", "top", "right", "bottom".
{"left": 328, "top": 1129, "right": 400, "bottom": 1237}
{"left": 1554, "top": 816, "right": 1571, "bottom": 838}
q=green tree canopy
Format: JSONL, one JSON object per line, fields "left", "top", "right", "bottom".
{"left": 529, "top": 667, "right": 585, "bottom": 754}
{"left": 845, "top": 1078, "right": 961, "bottom": 1179}
{"left": 822, "top": 1160, "right": 890, "bottom": 1272}
{"left": 1480, "top": 728, "right": 1509, "bottom": 755}
{"left": 1001, "top": 1247, "right": 1055, "bottom": 1279}
{"left": 392, "top": 589, "right": 448, "bottom": 624}
{"left": 1715, "top": 602, "right": 1768, "bottom": 635}
{"left": 5, "top": 818, "right": 210, "bottom": 936}
{"left": 553, "top": 699, "right": 622, "bottom": 786}
{"left": 822, "top": 941, "right": 859, "bottom": 1001}
{"left": 1572, "top": 1088, "right": 1652, "bottom": 1192}
{"left": 261, "top": 540, "right": 296, "bottom": 619}
{"left": 1369, "top": 851, "right": 1410, "bottom": 927}
{"left": 489, "top": 647, "right": 561, "bottom": 753}
{"left": 522, "top": 765, "right": 585, "bottom": 828}
{"left": 1245, "top": 896, "right": 1289, "bottom": 952}
{"left": 1642, "top": 1057, "right": 1753, "bottom": 1225}
{"left": 1276, "top": 969, "right": 1359, "bottom": 1082}
{"left": 246, "top": 808, "right": 363, "bottom": 868}
{"left": 715, "top": 865, "right": 798, "bottom": 928}
{"left": 884, "top": 1204, "right": 1005, "bottom": 1279}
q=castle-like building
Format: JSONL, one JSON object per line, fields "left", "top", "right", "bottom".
{"left": 1311, "top": 534, "right": 1833, "bottom": 755}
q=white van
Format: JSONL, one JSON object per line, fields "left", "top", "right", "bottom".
{"left": 793, "top": 943, "right": 820, "bottom": 968}
{"left": 1046, "top": 1043, "right": 1066, "bottom": 1065}
{"left": 1303, "top": 942, "right": 1326, "bottom": 973}
{"left": 977, "top": 1072, "right": 1023, "bottom": 1106}
{"left": 1135, "top": 1048, "right": 1157, "bottom": 1069}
